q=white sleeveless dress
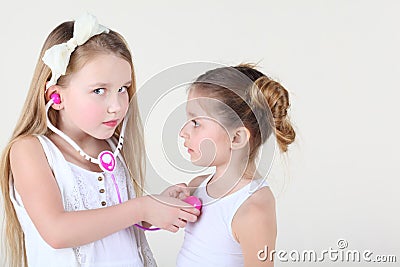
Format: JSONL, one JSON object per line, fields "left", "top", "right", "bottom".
{"left": 9, "top": 135, "right": 157, "bottom": 267}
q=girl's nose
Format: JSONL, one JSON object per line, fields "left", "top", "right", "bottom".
{"left": 107, "top": 94, "right": 122, "bottom": 113}
{"left": 179, "top": 121, "right": 190, "bottom": 138}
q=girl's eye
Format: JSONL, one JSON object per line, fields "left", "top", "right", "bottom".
{"left": 118, "top": 86, "right": 128, "bottom": 93}
{"left": 192, "top": 120, "right": 200, "bottom": 127}
{"left": 93, "top": 88, "right": 105, "bottom": 95}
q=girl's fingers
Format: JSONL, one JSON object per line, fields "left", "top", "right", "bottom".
{"left": 174, "top": 219, "right": 187, "bottom": 228}
{"left": 175, "top": 184, "right": 190, "bottom": 196}
{"left": 166, "top": 225, "right": 179, "bottom": 233}
{"left": 179, "top": 209, "right": 199, "bottom": 223}
{"left": 178, "top": 191, "right": 189, "bottom": 200}
{"left": 163, "top": 183, "right": 190, "bottom": 199}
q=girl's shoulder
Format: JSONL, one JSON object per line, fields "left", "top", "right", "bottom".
{"left": 10, "top": 135, "right": 42, "bottom": 158}
{"left": 10, "top": 135, "right": 49, "bottom": 172}
{"left": 231, "top": 186, "right": 276, "bottom": 241}
{"left": 237, "top": 186, "right": 275, "bottom": 219}
{"left": 9, "top": 135, "right": 55, "bottom": 195}
{"left": 188, "top": 174, "right": 211, "bottom": 195}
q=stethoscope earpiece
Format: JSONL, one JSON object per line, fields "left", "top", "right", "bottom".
{"left": 50, "top": 93, "right": 61, "bottom": 104}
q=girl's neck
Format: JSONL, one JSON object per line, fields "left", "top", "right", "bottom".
{"left": 48, "top": 132, "right": 111, "bottom": 173}
{"left": 56, "top": 114, "right": 112, "bottom": 153}
{"left": 207, "top": 157, "right": 258, "bottom": 199}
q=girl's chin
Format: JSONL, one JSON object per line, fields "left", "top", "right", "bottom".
{"left": 190, "top": 157, "right": 214, "bottom": 167}
{"left": 93, "top": 132, "right": 115, "bottom": 140}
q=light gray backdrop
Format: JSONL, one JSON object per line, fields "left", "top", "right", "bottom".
{"left": 1, "top": 1, "right": 399, "bottom": 266}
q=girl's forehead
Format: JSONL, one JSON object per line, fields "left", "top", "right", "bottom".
{"left": 70, "top": 54, "right": 131, "bottom": 86}
{"left": 186, "top": 90, "right": 221, "bottom": 119}
{"left": 187, "top": 88, "right": 201, "bottom": 100}
{"left": 186, "top": 89, "right": 214, "bottom": 114}
{"left": 185, "top": 96, "right": 207, "bottom": 117}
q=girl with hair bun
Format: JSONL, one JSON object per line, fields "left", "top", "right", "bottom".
{"left": 176, "top": 63, "right": 295, "bottom": 267}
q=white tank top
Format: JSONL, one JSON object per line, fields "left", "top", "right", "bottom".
{"left": 176, "top": 173, "right": 269, "bottom": 267}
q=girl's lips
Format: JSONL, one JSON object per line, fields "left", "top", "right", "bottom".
{"left": 184, "top": 143, "right": 194, "bottom": 153}
{"left": 103, "top": 120, "right": 118, "bottom": 127}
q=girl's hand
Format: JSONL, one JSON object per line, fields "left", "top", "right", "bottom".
{"left": 161, "top": 183, "right": 190, "bottom": 200}
{"left": 140, "top": 194, "right": 200, "bottom": 233}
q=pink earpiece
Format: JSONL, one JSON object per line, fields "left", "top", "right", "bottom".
{"left": 184, "top": 196, "right": 202, "bottom": 210}
{"left": 50, "top": 93, "right": 61, "bottom": 104}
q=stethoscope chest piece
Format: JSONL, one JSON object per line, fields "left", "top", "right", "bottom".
{"left": 98, "top": 150, "right": 116, "bottom": 173}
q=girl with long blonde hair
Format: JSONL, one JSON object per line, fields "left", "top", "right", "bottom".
{"left": 1, "top": 13, "right": 199, "bottom": 267}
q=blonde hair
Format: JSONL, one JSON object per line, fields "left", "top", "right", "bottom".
{"left": 0, "top": 20, "right": 145, "bottom": 267}
{"left": 191, "top": 63, "right": 296, "bottom": 161}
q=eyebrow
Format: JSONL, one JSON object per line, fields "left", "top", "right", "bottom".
{"left": 187, "top": 111, "right": 198, "bottom": 118}
{"left": 89, "top": 80, "right": 132, "bottom": 87}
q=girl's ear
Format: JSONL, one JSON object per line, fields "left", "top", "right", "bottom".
{"left": 231, "top": 127, "right": 250, "bottom": 150}
{"left": 45, "top": 84, "right": 64, "bottom": 110}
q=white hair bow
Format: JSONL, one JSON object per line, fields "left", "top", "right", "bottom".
{"left": 42, "top": 13, "right": 109, "bottom": 90}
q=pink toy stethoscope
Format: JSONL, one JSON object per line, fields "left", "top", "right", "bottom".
{"left": 46, "top": 93, "right": 201, "bottom": 231}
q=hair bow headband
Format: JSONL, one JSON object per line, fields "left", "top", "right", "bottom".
{"left": 42, "top": 13, "right": 109, "bottom": 90}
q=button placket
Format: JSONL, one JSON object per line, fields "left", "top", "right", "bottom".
{"left": 97, "top": 174, "right": 107, "bottom": 207}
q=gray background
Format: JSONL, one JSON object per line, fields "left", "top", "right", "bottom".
{"left": 1, "top": 1, "right": 399, "bottom": 266}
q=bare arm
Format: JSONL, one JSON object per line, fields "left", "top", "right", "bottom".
{"left": 10, "top": 136, "right": 199, "bottom": 249}
{"left": 232, "top": 187, "right": 277, "bottom": 267}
